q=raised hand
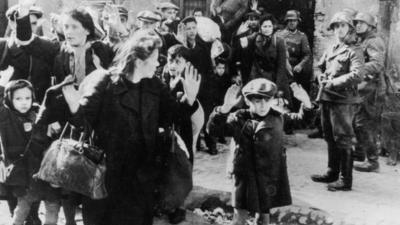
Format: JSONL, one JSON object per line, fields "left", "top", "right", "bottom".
{"left": 250, "top": 0, "right": 259, "bottom": 11}
{"left": 103, "top": 4, "right": 120, "bottom": 27}
{"left": 19, "top": 0, "right": 37, "bottom": 16}
{"left": 236, "top": 21, "right": 250, "bottom": 36}
{"left": 175, "top": 23, "right": 187, "bottom": 47}
{"left": 19, "top": 0, "right": 36, "bottom": 8}
{"left": 290, "top": 83, "right": 312, "bottom": 109}
{"left": 221, "top": 84, "right": 242, "bottom": 113}
{"left": 182, "top": 63, "right": 201, "bottom": 105}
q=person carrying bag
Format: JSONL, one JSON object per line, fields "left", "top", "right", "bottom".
{"left": 37, "top": 122, "right": 107, "bottom": 200}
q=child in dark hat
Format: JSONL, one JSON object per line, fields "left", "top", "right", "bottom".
{"left": 0, "top": 80, "right": 61, "bottom": 225}
{"left": 207, "top": 78, "right": 311, "bottom": 225}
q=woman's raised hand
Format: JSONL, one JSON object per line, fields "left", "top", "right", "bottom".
{"left": 182, "top": 63, "right": 201, "bottom": 106}
{"left": 221, "top": 84, "right": 242, "bottom": 114}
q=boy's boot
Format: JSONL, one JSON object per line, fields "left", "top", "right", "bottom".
{"left": 328, "top": 148, "right": 353, "bottom": 191}
{"left": 205, "top": 134, "right": 218, "bottom": 155}
{"left": 168, "top": 208, "right": 186, "bottom": 224}
{"left": 25, "top": 202, "right": 42, "bottom": 225}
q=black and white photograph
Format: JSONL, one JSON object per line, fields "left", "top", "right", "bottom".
{"left": 0, "top": 0, "right": 398, "bottom": 224}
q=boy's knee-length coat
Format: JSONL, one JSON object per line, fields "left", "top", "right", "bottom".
{"left": 207, "top": 109, "right": 291, "bottom": 212}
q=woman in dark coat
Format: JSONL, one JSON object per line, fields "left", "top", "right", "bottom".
{"left": 15, "top": 2, "right": 114, "bottom": 225}
{"left": 238, "top": 15, "right": 292, "bottom": 104}
{"left": 59, "top": 30, "right": 201, "bottom": 225}
{"left": 15, "top": 5, "right": 114, "bottom": 86}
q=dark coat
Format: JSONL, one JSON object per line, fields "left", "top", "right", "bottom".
{"left": 318, "top": 42, "right": 363, "bottom": 104}
{"left": 74, "top": 70, "right": 197, "bottom": 224}
{"left": 207, "top": 108, "right": 292, "bottom": 212}
{"left": 0, "top": 37, "right": 52, "bottom": 102}
{"left": 16, "top": 15, "right": 114, "bottom": 85}
{"left": 242, "top": 33, "right": 292, "bottom": 101}
{"left": 0, "top": 103, "right": 37, "bottom": 189}
{"left": 26, "top": 70, "right": 198, "bottom": 224}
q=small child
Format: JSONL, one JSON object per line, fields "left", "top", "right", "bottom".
{"left": 207, "top": 78, "right": 309, "bottom": 225}
{"left": 0, "top": 80, "right": 59, "bottom": 225}
{"left": 213, "top": 58, "right": 232, "bottom": 107}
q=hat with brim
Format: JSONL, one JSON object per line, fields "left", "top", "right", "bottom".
{"left": 245, "top": 11, "right": 261, "bottom": 20}
{"left": 242, "top": 78, "right": 277, "bottom": 99}
{"left": 29, "top": 6, "right": 44, "bottom": 19}
{"left": 137, "top": 10, "right": 161, "bottom": 23}
{"left": 6, "top": 5, "right": 43, "bottom": 20}
{"left": 117, "top": 6, "right": 129, "bottom": 18}
{"left": 158, "top": 2, "right": 179, "bottom": 11}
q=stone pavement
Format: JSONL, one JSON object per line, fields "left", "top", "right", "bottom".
{"left": 0, "top": 132, "right": 399, "bottom": 225}
{"left": 193, "top": 132, "right": 400, "bottom": 225}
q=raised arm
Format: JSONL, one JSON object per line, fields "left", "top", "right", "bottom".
{"left": 16, "top": 14, "right": 61, "bottom": 66}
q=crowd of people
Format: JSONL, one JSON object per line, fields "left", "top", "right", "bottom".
{"left": 0, "top": 0, "right": 388, "bottom": 225}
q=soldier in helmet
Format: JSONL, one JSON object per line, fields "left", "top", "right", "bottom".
{"left": 278, "top": 10, "right": 311, "bottom": 92}
{"left": 352, "top": 12, "right": 386, "bottom": 172}
{"left": 311, "top": 12, "right": 363, "bottom": 191}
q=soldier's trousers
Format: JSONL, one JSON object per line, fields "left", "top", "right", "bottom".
{"left": 321, "top": 102, "right": 356, "bottom": 182}
{"left": 353, "top": 103, "right": 379, "bottom": 163}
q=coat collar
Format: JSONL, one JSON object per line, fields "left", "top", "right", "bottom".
{"left": 250, "top": 109, "right": 281, "bottom": 133}
{"left": 327, "top": 42, "right": 350, "bottom": 60}
{"left": 112, "top": 75, "right": 160, "bottom": 115}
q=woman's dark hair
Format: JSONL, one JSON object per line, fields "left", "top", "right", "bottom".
{"left": 215, "top": 57, "right": 227, "bottom": 65}
{"left": 4, "top": 79, "right": 35, "bottom": 109}
{"left": 168, "top": 44, "right": 191, "bottom": 61}
{"left": 259, "top": 14, "right": 278, "bottom": 27}
{"left": 66, "top": 7, "right": 96, "bottom": 41}
{"left": 111, "top": 30, "right": 162, "bottom": 76}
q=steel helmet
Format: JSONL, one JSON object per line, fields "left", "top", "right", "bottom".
{"left": 284, "top": 10, "right": 301, "bottom": 22}
{"left": 328, "top": 11, "right": 354, "bottom": 30}
{"left": 354, "top": 12, "right": 377, "bottom": 28}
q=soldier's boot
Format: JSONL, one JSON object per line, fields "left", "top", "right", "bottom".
{"left": 311, "top": 144, "right": 340, "bottom": 183}
{"left": 355, "top": 139, "right": 380, "bottom": 172}
{"left": 328, "top": 148, "right": 353, "bottom": 191}
{"left": 311, "top": 169, "right": 339, "bottom": 183}
{"left": 352, "top": 146, "right": 365, "bottom": 162}
{"left": 354, "top": 160, "right": 379, "bottom": 172}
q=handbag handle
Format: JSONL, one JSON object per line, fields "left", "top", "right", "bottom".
{"left": 58, "top": 120, "right": 96, "bottom": 147}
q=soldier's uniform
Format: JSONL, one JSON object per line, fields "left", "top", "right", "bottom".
{"left": 353, "top": 13, "right": 386, "bottom": 172}
{"left": 278, "top": 28, "right": 311, "bottom": 91}
{"left": 311, "top": 12, "right": 363, "bottom": 191}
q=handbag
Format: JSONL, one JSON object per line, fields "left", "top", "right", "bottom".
{"left": 157, "top": 125, "right": 193, "bottom": 212}
{"left": 37, "top": 122, "right": 107, "bottom": 199}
